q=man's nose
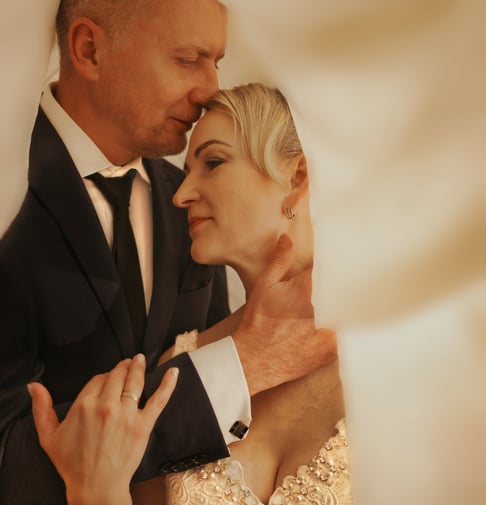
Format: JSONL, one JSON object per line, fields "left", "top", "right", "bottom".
{"left": 189, "top": 65, "right": 219, "bottom": 106}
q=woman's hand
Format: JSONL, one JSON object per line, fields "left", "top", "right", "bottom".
{"left": 28, "top": 355, "right": 178, "bottom": 505}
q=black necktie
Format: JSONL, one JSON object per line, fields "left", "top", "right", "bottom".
{"left": 88, "top": 169, "right": 146, "bottom": 350}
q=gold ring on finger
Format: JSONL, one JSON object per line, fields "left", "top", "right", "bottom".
{"left": 121, "top": 391, "right": 140, "bottom": 403}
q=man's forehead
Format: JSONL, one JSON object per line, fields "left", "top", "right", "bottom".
{"left": 161, "top": 1, "right": 226, "bottom": 31}
{"left": 166, "top": 13, "right": 227, "bottom": 50}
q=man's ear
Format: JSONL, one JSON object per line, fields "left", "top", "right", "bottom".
{"left": 68, "top": 17, "right": 103, "bottom": 81}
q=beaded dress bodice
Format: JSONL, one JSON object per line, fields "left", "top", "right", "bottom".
{"left": 165, "top": 419, "right": 351, "bottom": 505}
{"left": 167, "top": 332, "right": 352, "bottom": 505}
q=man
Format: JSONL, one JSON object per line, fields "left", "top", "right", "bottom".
{"left": 0, "top": 1, "right": 332, "bottom": 503}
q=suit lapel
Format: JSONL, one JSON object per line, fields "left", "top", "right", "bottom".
{"left": 143, "top": 160, "right": 184, "bottom": 356}
{"left": 29, "top": 109, "right": 136, "bottom": 358}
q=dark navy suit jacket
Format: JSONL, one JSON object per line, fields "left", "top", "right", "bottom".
{"left": 0, "top": 109, "right": 230, "bottom": 503}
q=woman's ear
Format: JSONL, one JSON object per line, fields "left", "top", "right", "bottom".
{"left": 289, "top": 153, "right": 308, "bottom": 194}
{"left": 68, "top": 17, "right": 103, "bottom": 81}
{"left": 287, "top": 153, "right": 309, "bottom": 204}
{"left": 282, "top": 153, "right": 308, "bottom": 219}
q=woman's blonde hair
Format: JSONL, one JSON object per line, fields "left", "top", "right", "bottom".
{"left": 206, "top": 83, "right": 303, "bottom": 189}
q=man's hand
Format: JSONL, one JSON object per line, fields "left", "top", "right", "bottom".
{"left": 233, "top": 234, "right": 337, "bottom": 395}
{"left": 28, "top": 355, "right": 178, "bottom": 505}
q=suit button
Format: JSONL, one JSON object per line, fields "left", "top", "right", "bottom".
{"left": 160, "top": 454, "right": 209, "bottom": 473}
{"left": 160, "top": 462, "right": 175, "bottom": 473}
{"left": 172, "top": 461, "right": 189, "bottom": 472}
{"left": 192, "top": 454, "right": 209, "bottom": 465}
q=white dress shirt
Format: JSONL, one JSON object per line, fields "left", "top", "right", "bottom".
{"left": 40, "top": 83, "right": 251, "bottom": 444}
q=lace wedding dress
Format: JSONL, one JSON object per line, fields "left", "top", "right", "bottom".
{"left": 166, "top": 331, "right": 352, "bottom": 505}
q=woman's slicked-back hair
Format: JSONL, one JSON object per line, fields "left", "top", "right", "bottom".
{"left": 206, "top": 83, "right": 303, "bottom": 189}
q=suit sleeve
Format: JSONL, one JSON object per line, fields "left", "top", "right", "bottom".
{"left": 134, "top": 353, "right": 230, "bottom": 481}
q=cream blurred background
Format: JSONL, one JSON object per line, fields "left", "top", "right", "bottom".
{"left": 219, "top": 2, "right": 485, "bottom": 504}
{"left": 1, "top": 1, "right": 484, "bottom": 504}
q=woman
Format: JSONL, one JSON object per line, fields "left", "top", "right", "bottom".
{"left": 132, "top": 83, "right": 350, "bottom": 505}
{"left": 31, "top": 83, "right": 350, "bottom": 505}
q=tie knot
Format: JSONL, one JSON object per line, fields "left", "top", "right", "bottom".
{"left": 88, "top": 169, "right": 137, "bottom": 208}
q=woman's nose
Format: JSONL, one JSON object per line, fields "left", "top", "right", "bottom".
{"left": 173, "top": 176, "right": 201, "bottom": 208}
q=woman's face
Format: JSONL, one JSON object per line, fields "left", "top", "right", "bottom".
{"left": 173, "top": 110, "right": 287, "bottom": 270}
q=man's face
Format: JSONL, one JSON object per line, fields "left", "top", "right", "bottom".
{"left": 96, "top": 0, "right": 227, "bottom": 163}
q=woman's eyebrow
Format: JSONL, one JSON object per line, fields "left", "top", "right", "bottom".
{"left": 194, "top": 139, "right": 231, "bottom": 158}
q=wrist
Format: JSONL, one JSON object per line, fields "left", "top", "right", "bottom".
{"left": 66, "top": 484, "right": 132, "bottom": 505}
{"left": 233, "top": 329, "right": 267, "bottom": 396}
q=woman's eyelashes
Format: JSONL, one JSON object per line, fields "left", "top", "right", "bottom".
{"left": 206, "top": 157, "right": 225, "bottom": 170}
{"left": 184, "top": 156, "right": 225, "bottom": 175}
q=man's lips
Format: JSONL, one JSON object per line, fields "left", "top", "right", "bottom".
{"left": 172, "top": 113, "right": 201, "bottom": 130}
{"left": 172, "top": 118, "right": 193, "bottom": 131}
{"left": 188, "top": 217, "right": 211, "bottom": 232}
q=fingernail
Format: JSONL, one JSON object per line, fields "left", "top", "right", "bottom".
{"left": 26, "top": 383, "right": 33, "bottom": 397}
{"left": 170, "top": 367, "right": 179, "bottom": 378}
{"left": 278, "top": 234, "right": 291, "bottom": 249}
{"left": 134, "top": 353, "right": 145, "bottom": 362}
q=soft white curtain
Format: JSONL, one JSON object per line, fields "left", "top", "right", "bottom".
{"left": 220, "top": 1, "right": 485, "bottom": 504}
{"left": 0, "top": 1, "right": 59, "bottom": 234}
{"left": 1, "top": 1, "right": 485, "bottom": 504}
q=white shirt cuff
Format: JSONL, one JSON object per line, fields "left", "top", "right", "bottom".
{"left": 188, "top": 336, "right": 251, "bottom": 445}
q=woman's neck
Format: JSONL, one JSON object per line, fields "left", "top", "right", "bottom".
{"left": 232, "top": 251, "right": 312, "bottom": 298}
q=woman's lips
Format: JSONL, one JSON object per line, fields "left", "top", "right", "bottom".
{"left": 188, "top": 217, "right": 211, "bottom": 232}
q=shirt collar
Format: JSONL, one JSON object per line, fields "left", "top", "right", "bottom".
{"left": 40, "top": 82, "right": 150, "bottom": 184}
{"left": 98, "top": 158, "right": 149, "bottom": 183}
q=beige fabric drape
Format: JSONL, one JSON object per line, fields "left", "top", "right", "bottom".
{"left": 0, "top": 1, "right": 59, "bottom": 234}
{"left": 220, "top": 1, "right": 485, "bottom": 504}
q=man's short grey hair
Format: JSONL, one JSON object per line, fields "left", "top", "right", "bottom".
{"left": 56, "top": 0, "right": 147, "bottom": 68}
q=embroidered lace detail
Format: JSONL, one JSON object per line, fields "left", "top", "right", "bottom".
{"left": 166, "top": 460, "right": 261, "bottom": 505}
{"left": 272, "top": 419, "right": 351, "bottom": 505}
{"left": 165, "top": 419, "right": 351, "bottom": 505}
